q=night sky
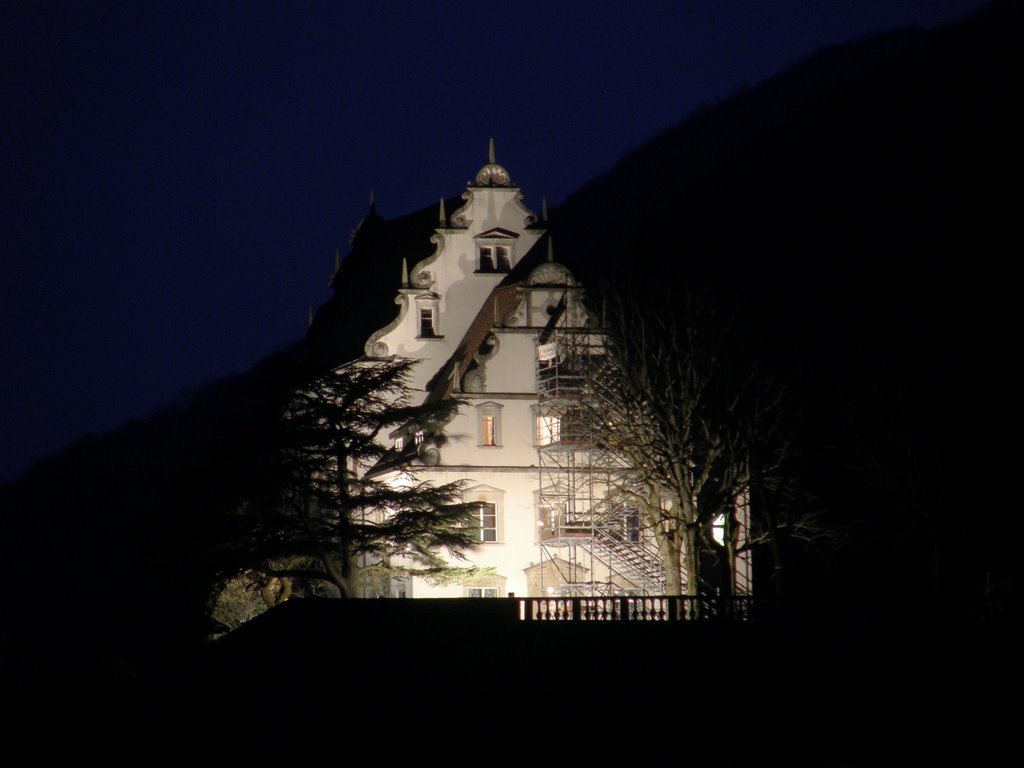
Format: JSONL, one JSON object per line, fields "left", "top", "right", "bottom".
{"left": 0, "top": 1, "right": 989, "bottom": 482}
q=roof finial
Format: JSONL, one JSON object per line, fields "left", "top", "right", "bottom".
{"left": 475, "top": 138, "right": 512, "bottom": 186}
{"left": 401, "top": 257, "right": 409, "bottom": 288}
{"left": 542, "top": 197, "right": 548, "bottom": 222}
{"left": 438, "top": 198, "right": 446, "bottom": 226}
{"left": 334, "top": 249, "right": 340, "bottom": 273}
{"left": 369, "top": 188, "right": 376, "bottom": 214}
{"left": 308, "top": 306, "right": 314, "bottom": 327}
{"left": 547, "top": 236, "right": 554, "bottom": 262}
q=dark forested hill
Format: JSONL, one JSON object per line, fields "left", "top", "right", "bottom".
{"left": 551, "top": 0, "right": 1023, "bottom": 618}
{"left": 3, "top": 1, "right": 1021, "bottom": 744}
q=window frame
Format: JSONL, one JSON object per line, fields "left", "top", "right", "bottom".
{"left": 415, "top": 296, "right": 443, "bottom": 340}
{"left": 477, "top": 240, "right": 515, "bottom": 274}
{"left": 471, "top": 501, "right": 498, "bottom": 543}
{"left": 475, "top": 402, "right": 503, "bottom": 447}
{"left": 418, "top": 306, "right": 438, "bottom": 338}
{"left": 463, "top": 484, "right": 505, "bottom": 545}
{"left": 462, "top": 574, "right": 507, "bottom": 598}
{"left": 535, "top": 413, "right": 561, "bottom": 446}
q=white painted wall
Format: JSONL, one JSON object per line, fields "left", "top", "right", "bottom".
{"left": 361, "top": 159, "right": 644, "bottom": 599}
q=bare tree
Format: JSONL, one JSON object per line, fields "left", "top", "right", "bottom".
{"left": 590, "top": 284, "right": 792, "bottom": 598}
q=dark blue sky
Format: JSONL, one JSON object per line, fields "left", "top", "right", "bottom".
{"left": 0, "top": 1, "right": 988, "bottom": 481}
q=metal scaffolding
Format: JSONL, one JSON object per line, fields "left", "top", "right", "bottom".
{"left": 535, "top": 300, "right": 664, "bottom": 596}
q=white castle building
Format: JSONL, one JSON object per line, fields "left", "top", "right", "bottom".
{"left": 341, "top": 143, "right": 659, "bottom": 599}
{"left": 341, "top": 142, "right": 749, "bottom": 600}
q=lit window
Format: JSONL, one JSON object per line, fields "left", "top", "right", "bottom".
{"left": 712, "top": 513, "right": 725, "bottom": 546}
{"left": 419, "top": 306, "right": 438, "bottom": 338}
{"left": 472, "top": 502, "right": 498, "bottom": 542}
{"left": 415, "top": 431, "right": 425, "bottom": 446}
{"left": 536, "top": 415, "right": 560, "bottom": 446}
{"left": 468, "top": 587, "right": 499, "bottom": 598}
{"left": 476, "top": 402, "right": 502, "bottom": 446}
{"left": 394, "top": 436, "right": 404, "bottom": 450}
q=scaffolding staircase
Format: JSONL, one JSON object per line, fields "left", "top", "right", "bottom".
{"left": 535, "top": 306, "right": 665, "bottom": 596}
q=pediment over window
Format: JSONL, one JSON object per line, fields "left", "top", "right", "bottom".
{"left": 463, "top": 483, "right": 505, "bottom": 495}
{"left": 475, "top": 227, "right": 520, "bottom": 240}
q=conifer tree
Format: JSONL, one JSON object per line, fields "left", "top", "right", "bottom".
{"left": 212, "top": 357, "right": 478, "bottom": 618}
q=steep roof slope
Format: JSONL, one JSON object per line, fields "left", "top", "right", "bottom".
{"left": 306, "top": 195, "right": 464, "bottom": 366}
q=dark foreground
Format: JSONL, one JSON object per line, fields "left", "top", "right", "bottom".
{"left": 5, "top": 599, "right": 1020, "bottom": 765}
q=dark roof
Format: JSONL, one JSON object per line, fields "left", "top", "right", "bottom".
{"left": 305, "top": 195, "right": 465, "bottom": 368}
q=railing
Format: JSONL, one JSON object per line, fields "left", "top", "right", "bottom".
{"left": 589, "top": 530, "right": 665, "bottom": 593}
{"left": 518, "top": 595, "right": 754, "bottom": 621}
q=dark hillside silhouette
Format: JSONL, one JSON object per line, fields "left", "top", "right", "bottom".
{"left": 551, "top": 0, "right": 1023, "bottom": 619}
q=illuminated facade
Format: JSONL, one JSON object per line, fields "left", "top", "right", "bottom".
{"left": 347, "top": 144, "right": 749, "bottom": 598}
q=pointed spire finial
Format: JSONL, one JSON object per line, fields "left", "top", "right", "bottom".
{"left": 547, "top": 236, "right": 554, "bottom": 262}
{"left": 334, "top": 249, "right": 340, "bottom": 273}
{"left": 438, "top": 198, "right": 446, "bottom": 226}
{"left": 308, "top": 306, "right": 314, "bottom": 327}
{"left": 542, "top": 197, "right": 548, "bottom": 222}
{"left": 401, "top": 257, "right": 409, "bottom": 288}
{"left": 488, "top": 137, "right": 495, "bottom": 165}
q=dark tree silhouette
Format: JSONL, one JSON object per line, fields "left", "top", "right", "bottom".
{"left": 590, "top": 283, "right": 823, "bottom": 599}
{"left": 210, "top": 358, "right": 480, "bottom": 622}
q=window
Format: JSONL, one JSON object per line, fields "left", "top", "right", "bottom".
{"left": 496, "top": 246, "right": 511, "bottom": 271}
{"left": 475, "top": 402, "right": 502, "bottom": 446}
{"left": 463, "top": 484, "right": 504, "bottom": 544}
{"left": 481, "top": 415, "right": 495, "bottom": 446}
{"left": 479, "top": 246, "right": 495, "bottom": 272}
{"left": 536, "top": 414, "right": 560, "bottom": 446}
{"left": 712, "top": 513, "right": 726, "bottom": 546}
{"left": 625, "top": 510, "right": 641, "bottom": 543}
{"left": 478, "top": 244, "right": 512, "bottom": 273}
{"left": 394, "top": 436, "right": 404, "bottom": 450}
{"left": 462, "top": 574, "right": 507, "bottom": 598}
{"left": 419, "top": 306, "right": 439, "bottom": 338}
{"left": 472, "top": 502, "right": 497, "bottom": 542}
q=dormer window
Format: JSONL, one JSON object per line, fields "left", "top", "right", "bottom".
{"left": 479, "top": 244, "right": 511, "bottom": 273}
{"left": 419, "top": 307, "right": 437, "bottom": 337}
{"left": 475, "top": 228, "right": 519, "bottom": 274}
{"left": 416, "top": 296, "right": 442, "bottom": 339}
